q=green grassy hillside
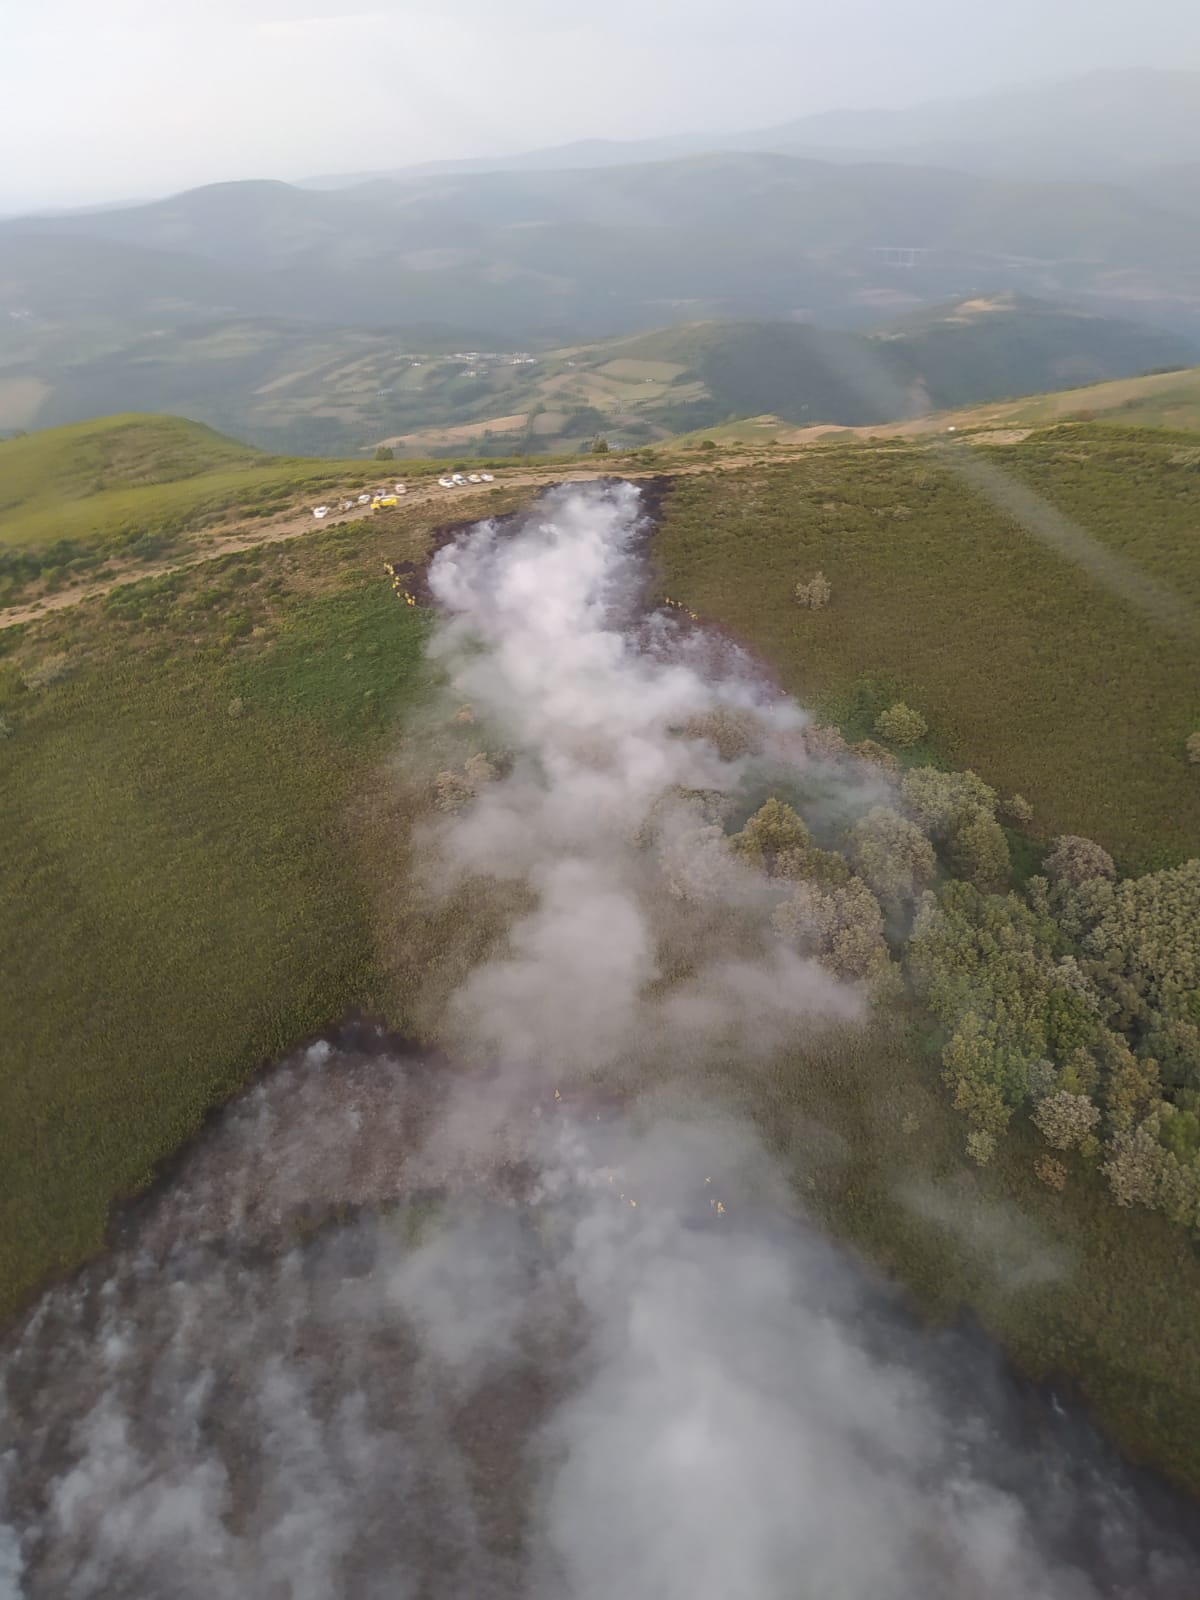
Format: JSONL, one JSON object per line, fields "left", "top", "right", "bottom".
{"left": 4, "top": 437, "right": 1200, "bottom": 1496}
{"left": 656, "top": 427, "right": 1200, "bottom": 872}
{"left": 0, "top": 412, "right": 257, "bottom": 504}
{"left": 0, "top": 414, "right": 410, "bottom": 602}
{"left": 922, "top": 363, "right": 1200, "bottom": 433}
{"left": 0, "top": 505, "right": 443, "bottom": 1315}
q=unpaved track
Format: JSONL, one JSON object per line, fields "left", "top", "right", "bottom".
{"left": 0, "top": 458, "right": 765, "bottom": 632}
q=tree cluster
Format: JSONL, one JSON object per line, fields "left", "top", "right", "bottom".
{"left": 911, "top": 839, "right": 1200, "bottom": 1225}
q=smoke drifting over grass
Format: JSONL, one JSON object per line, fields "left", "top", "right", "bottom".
{"left": 2, "top": 482, "right": 1199, "bottom": 1597}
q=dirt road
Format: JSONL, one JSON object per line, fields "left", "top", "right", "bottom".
{"left": 0, "top": 457, "right": 771, "bottom": 632}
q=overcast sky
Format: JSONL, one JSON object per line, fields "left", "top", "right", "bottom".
{"left": 3, "top": 0, "right": 1199, "bottom": 210}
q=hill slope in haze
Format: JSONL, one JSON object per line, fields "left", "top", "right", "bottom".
{"left": 5, "top": 149, "right": 1200, "bottom": 348}
{"left": 305, "top": 69, "right": 1200, "bottom": 187}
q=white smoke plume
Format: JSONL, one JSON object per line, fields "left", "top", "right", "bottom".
{"left": 421, "top": 480, "right": 865, "bottom": 1077}
{"left": 2, "top": 483, "right": 1198, "bottom": 1598}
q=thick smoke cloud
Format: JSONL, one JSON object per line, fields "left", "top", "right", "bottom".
{"left": 423, "top": 481, "right": 864, "bottom": 1077}
{"left": 2, "top": 483, "right": 1198, "bottom": 1598}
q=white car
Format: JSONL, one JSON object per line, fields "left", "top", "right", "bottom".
{"left": 357, "top": 493, "right": 372, "bottom": 505}
{"left": 341, "top": 500, "right": 355, "bottom": 512}
{"left": 394, "top": 483, "right": 407, "bottom": 495}
{"left": 312, "top": 505, "right": 330, "bottom": 519}
{"left": 438, "top": 476, "right": 456, "bottom": 488}
{"left": 451, "top": 474, "right": 467, "bottom": 486}
{"left": 480, "top": 472, "right": 495, "bottom": 483}
{"left": 467, "top": 473, "right": 482, "bottom": 484}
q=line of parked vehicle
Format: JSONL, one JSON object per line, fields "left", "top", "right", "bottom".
{"left": 438, "top": 472, "right": 495, "bottom": 489}
{"left": 311, "top": 471, "right": 495, "bottom": 520}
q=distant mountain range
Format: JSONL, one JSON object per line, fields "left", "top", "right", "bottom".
{"left": 3, "top": 68, "right": 1200, "bottom": 452}
{"left": 303, "top": 68, "right": 1200, "bottom": 186}
{"left": 4, "top": 145, "right": 1200, "bottom": 352}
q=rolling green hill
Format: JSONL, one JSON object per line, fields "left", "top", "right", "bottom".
{"left": 0, "top": 414, "right": 398, "bottom": 601}
{"left": 910, "top": 363, "right": 1200, "bottom": 434}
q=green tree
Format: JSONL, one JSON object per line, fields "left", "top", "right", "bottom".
{"left": 874, "top": 702, "right": 927, "bottom": 747}
{"left": 592, "top": 436, "right": 610, "bottom": 455}
{"left": 945, "top": 809, "right": 1011, "bottom": 892}
{"left": 773, "top": 877, "right": 889, "bottom": 982}
{"left": 374, "top": 445, "right": 396, "bottom": 461}
{"left": 901, "top": 767, "right": 998, "bottom": 837}
{"left": 1033, "top": 1089, "right": 1101, "bottom": 1151}
{"left": 1045, "top": 835, "right": 1116, "bottom": 890}
{"left": 731, "top": 797, "right": 812, "bottom": 874}
{"left": 847, "top": 806, "right": 936, "bottom": 912}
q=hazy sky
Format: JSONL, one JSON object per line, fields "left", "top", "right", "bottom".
{"left": 3, "top": 0, "right": 1199, "bottom": 209}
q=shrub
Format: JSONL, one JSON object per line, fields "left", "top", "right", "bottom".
{"left": 21, "top": 653, "right": 71, "bottom": 692}
{"left": 1035, "top": 1155, "right": 1068, "bottom": 1191}
{"left": 1187, "top": 732, "right": 1200, "bottom": 765}
{"left": 795, "top": 572, "right": 832, "bottom": 609}
{"left": 227, "top": 697, "right": 246, "bottom": 720}
{"left": 852, "top": 739, "right": 901, "bottom": 777}
{"left": 874, "top": 702, "right": 927, "bottom": 748}
{"left": 1001, "top": 793, "right": 1034, "bottom": 826}
{"left": 684, "top": 706, "right": 763, "bottom": 762}
{"left": 1104, "top": 1119, "right": 1163, "bottom": 1208}
{"left": 803, "top": 724, "right": 850, "bottom": 764}
{"left": 434, "top": 770, "right": 472, "bottom": 813}
{"left": 966, "top": 1130, "right": 996, "bottom": 1166}
{"left": 463, "top": 752, "right": 498, "bottom": 789}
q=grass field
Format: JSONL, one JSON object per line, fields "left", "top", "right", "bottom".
{"left": 655, "top": 427, "right": 1200, "bottom": 871}
{"left": 927, "top": 364, "right": 1200, "bottom": 434}
{"left": 0, "top": 505, "right": 447, "bottom": 1316}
